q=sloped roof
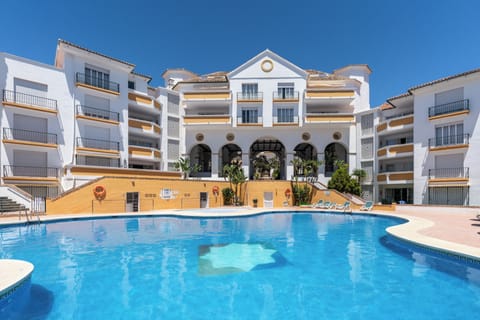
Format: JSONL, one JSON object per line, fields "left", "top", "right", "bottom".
{"left": 409, "top": 68, "right": 480, "bottom": 91}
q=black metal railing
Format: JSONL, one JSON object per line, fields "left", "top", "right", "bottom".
{"left": 237, "top": 92, "right": 263, "bottom": 100}
{"left": 75, "top": 73, "right": 120, "bottom": 93}
{"left": 76, "top": 137, "right": 120, "bottom": 151}
{"left": 384, "top": 111, "right": 414, "bottom": 120}
{"left": 237, "top": 116, "right": 262, "bottom": 124}
{"left": 3, "top": 165, "right": 59, "bottom": 178}
{"left": 76, "top": 155, "right": 121, "bottom": 168}
{"left": 129, "top": 140, "right": 159, "bottom": 149}
{"left": 428, "top": 167, "right": 469, "bottom": 179}
{"left": 428, "top": 134, "right": 469, "bottom": 148}
{"left": 3, "top": 128, "right": 57, "bottom": 144}
{"left": 428, "top": 99, "right": 469, "bottom": 117}
{"left": 2, "top": 89, "right": 58, "bottom": 111}
{"left": 273, "top": 91, "right": 299, "bottom": 100}
{"left": 378, "top": 167, "right": 413, "bottom": 173}
{"left": 379, "top": 137, "right": 413, "bottom": 148}
{"left": 76, "top": 105, "right": 120, "bottom": 122}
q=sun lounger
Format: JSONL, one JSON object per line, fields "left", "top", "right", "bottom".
{"left": 359, "top": 201, "right": 373, "bottom": 211}
{"left": 312, "top": 200, "right": 324, "bottom": 208}
{"left": 317, "top": 201, "right": 331, "bottom": 209}
{"left": 336, "top": 201, "right": 351, "bottom": 212}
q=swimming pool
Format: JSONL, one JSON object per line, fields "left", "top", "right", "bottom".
{"left": 1, "top": 212, "right": 479, "bottom": 319}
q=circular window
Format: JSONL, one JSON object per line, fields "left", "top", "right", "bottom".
{"left": 196, "top": 133, "right": 204, "bottom": 142}
{"left": 333, "top": 132, "right": 342, "bottom": 140}
{"left": 302, "top": 132, "right": 311, "bottom": 141}
{"left": 261, "top": 59, "right": 274, "bottom": 73}
{"left": 226, "top": 133, "right": 235, "bottom": 141}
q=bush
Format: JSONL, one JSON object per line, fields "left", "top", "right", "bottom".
{"left": 327, "top": 162, "right": 361, "bottom": 196}
{"left": 292, "top": 184, "right": 311, "bottom": 206}
{"left": 222, "top": 188, "right": 234, "bottom": 205}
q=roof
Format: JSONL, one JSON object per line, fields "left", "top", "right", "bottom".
{"left": 409, "top": 67, "right": 480, "bottom": 91}
{"left": 57, "top": 39, "right": 135, "bottom": 68}
{"left": 161, "top": 68, "right": 198, "bottom": 78}
{"left": 131, "top": 70, "right": 152, "bottom": 82}
{"left": 334, "top": 64, "right": 372, "bottom": 74}
{"left": 380, "top": 102, "right": 394, "bottom": 110}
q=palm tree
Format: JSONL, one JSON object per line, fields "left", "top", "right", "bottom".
{"left": 223, "top": 159, "right": 246, "bottom": 205}
{"left": 174, "top": 157, "right": 200, "bottom": 180}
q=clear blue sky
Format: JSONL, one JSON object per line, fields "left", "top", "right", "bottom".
{"left": 1, "top": 0, "right": 479, "bottom": 106}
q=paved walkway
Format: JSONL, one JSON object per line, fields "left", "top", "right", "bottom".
{"left": 1, "top": 206, "right": 479, "bottom": 260}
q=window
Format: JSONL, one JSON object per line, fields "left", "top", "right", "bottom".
{"left": 128, "top": 81, "right": 135, "bottom": 90}
{"left": 241, "top": 108, "right": 258, "bottom": 123}
{"left": 277, "top": 83, "right": 295, "bottom": 99}
{"left": 85, "top": 66, "right": 110, "bottom": 89}
{"left": 242, "top": 83, "right": 258, "bottom": 99}
{"left": 361, "top": 114, "right": 374, "bottom": 136}
{"left": 435, "top": 123, "right": 464, "bottom": 146}
{"left": 277, "top": 108, "right": 294, "bottom": 123}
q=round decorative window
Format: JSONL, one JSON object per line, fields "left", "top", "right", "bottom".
{"left": 261, "top": 59, "right": 274, "bottom": 73}
{"left": 302, "top": 132, "right": 311, "bottom": 141}
{"left": 333, "top": 132, "right": 342, "bottom": 140}
{"left": 226, "top": 133, "right": 235, "bottom": 141}
{"left": 196, "top": 133, "right": 204, "bottom": 142}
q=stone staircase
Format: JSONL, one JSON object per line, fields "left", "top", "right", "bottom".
{"left": 0, "top": 196, "right": 28, "bottom": 213}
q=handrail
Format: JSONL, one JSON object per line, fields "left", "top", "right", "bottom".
{"left": 2, "top": 89, "right": 58, "bottom": 110}
{"left": 273, "top": 91, "right": 299, "bottom": 100}
{"left": 428, "top": 99, "right": 469, "bottom": 117}
{"left": 77, "top": 105, "right": 120, "bottom": 122}
{"left": 3, "top": 128, "right": 57, "bottom": 144}
{"left": 76, "top": 137, "right": 120, "bottom": 151}
{"left": 3, "top": 165, "right": 59, "bottom": 178}
{"left": 237, "top": 92, "right": 263, "bottom": 100}
{"left": 428, "top": 134, "right": 469, "bottom": 147}
{"left": 75, "top": 72, "right": 120, "bottom": 93}
{"left": 428, "top": 167, "right": 469, "bottom": 179}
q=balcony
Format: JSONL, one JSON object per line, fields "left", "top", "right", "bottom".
{"left": 128, "top": 118, "right": 161, "bottom": 136}
{"left": 428, "top": 134, "right": 469, "bottom": 151}
{"left": 273, "top": 91, "right": 299, "bottom": 102}
{"left": 377, "top": 171, "right": 414, "bottom": 184}
{"left": 237, "top": 116, "right": 263, "bottom": 126}
{"left": 237, "top": 92, "right": 263, "bottom": 102}
{"left": 428, "top": 167, "right": 469, "bottom": 181}
{"left": 273, "top": 116, "right": 299, "bottom": 126}
{"left": 183, "top": 114, "right": 231, "bottom": 125}
{"left": 2, "top": 90, "right": 58, "bottom": 114}
{"left": 128, "top": 144, "right": 161, "bottom": 161}
{"left": 75, "top": 73, "right": 120, "bottom": 95}
{"left": 428, "top": 99, "right": 469, "bottom": 119}
{"left": 304, "top": 90, "right": 355, "bottom": 107}
{"left": 3, "top": 128, "right": 57, "bottom": 148}
{"left": 75, "top": 155, "right": 121, "bottom": 168}
{"left": 3, "top": 165, "right": 59, "bottom": 181}
{"left": 304, "top": 113, "right": 354, "bottom": 124}
{"left": 183, "top": 92, "right": 231, "bottom": 101}
{"left": 76, "top": 105, "right": 120, "bottom": 124}
{"left": 377, "top": 114, "right": 414, "bottom": 134}
{"left": 76, "top": 137, "right": 120, "bottom": 153}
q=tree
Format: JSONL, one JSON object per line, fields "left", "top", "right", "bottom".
{"left": 327, "top": 161, "right": 361, "bottom": 196}
{"left": 223, "top": 159, "right": 246, "bottom": 205}
{"left": 352, "top": 168, "right": 367, "bottom": 184}
{"left": 173, "top": 157, "right": 200, "bottom": 180}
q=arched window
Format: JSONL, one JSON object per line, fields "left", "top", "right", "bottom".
{"left": 249, "top": 138, "right": 285, "bottom": 180}
{"left": 190, "top": 144, "right": 212, "bottom": 177}
{"left": 219, "top": 144, "right": 242, "bottom": 177}
{"left": 324, "top": 143, "right": 347, "bottom": 177}
{"left": 293, "top": 143, "right": 318, "bottom": 177}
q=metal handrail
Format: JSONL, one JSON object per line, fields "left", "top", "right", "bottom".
{"left": 428, "top": 134, "right": 470, "bottom": 147}
{"left": 129, "top": 140, "right": 159, "bottom": 149}
{"left": 3, "top": 128, "right": 57, "bottom": 144}
{"left": 237, "top": 92, "right": 263, "bottom": 100}
{"left": 76, "top": 137, "right": 120, "bottom": 151}
{"left": 273, "top": 91, "right": 299, "bottom": 100}
{"left": 75, "top": 73, "right": 120, "bottom": 93}
{"left": 428, "top": 99, "right": 469, "bottom": 117}
{"left": 379, "top": 137, "right": 413, "bottom": 148}
{"left": 3, "top": 165, "right": 59, "bottom": 178}
{"left": 237, "top": 116, "right": 262, "bottom": 124}
{"left": 75, "top": 155, "right": 121, "bottom": 168}
{"left": 428, "top": 167, "right": 469, "bottom": 179}
{"left": 2, "top": 89, "right": 57, "bottom": 110}
{"left": 77, "top": 105, "right": 120, "bottom": 122}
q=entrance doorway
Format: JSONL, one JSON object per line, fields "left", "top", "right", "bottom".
{"left": 200, "top": 192, "right": 208, "bottom": 208}
{"left": 126, "top": 192, "right": 139, "bottom": 212}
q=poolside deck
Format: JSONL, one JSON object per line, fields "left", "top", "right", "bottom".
{"left": 0, "top": 205, "right": 479, "bottom": 260}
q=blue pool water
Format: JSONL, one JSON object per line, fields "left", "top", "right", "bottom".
{"left": 1, "top": 212, "right": 480, "bottom": 319}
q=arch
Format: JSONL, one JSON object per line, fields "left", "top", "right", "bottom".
{"left": 219, "top": 144, "right": 242, "bottom": 177}
{"left": 324, "top": 142, "right": 347, "bottom": 177}
{"left": 293, "top": 143, "right": 318, "bottom": 177}
{"left": 190, "top": 144, "right": 212, "bottom": 177}
{"left": 249, "top": 138, "right": 286, "bottom": 180}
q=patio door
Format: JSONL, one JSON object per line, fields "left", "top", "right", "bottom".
{"left": 126, "top": 192, "right": 139, "bottom": 212}
{"left": 264, "top": 192, "right": 273, "bottom": 208}
{"left": 200, "top": 192, "right": 208, "bottom": 208}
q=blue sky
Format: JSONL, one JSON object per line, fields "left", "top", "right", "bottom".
{"left": 1, "top": 0, "right": 479, "bottom": 106}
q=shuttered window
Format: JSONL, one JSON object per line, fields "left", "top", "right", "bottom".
{"left": 168, "top": 117, "right": 180, "bottom": 138}
{"left": 167, "top": 139, "right": 179, "bottom": 160}
{"left": 361, "top": 138, "right": 373, "bottom": 159}
{"left": 167, "top": 94, "right": 179, "bottom": 115}
{"left": 361, "top": 161, "right": 374, "bottom": 183}
{"left": 361, "top": 114, "right": 374, "bottom": 136}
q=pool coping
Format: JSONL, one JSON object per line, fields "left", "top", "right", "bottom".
{"left": 0, "top": 259, "right": 34, "bottom": 299}
{"left": 0, "top": 207, "right": 479, "bottom": 264}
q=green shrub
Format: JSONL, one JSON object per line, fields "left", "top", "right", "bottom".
{"left": 222, "top": 187, "right": 234, "bottom": 205}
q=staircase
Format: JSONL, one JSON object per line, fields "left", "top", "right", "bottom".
{"left": 0, "top": 196, "right": 28, "bottom": 213}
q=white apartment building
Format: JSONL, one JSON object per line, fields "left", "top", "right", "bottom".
{"left": 0, "top": 40, "right": 478, "bottom": 206}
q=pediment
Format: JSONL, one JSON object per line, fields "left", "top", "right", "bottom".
{"left": 228, "top": 50, "right": 307, "bottom": 80}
